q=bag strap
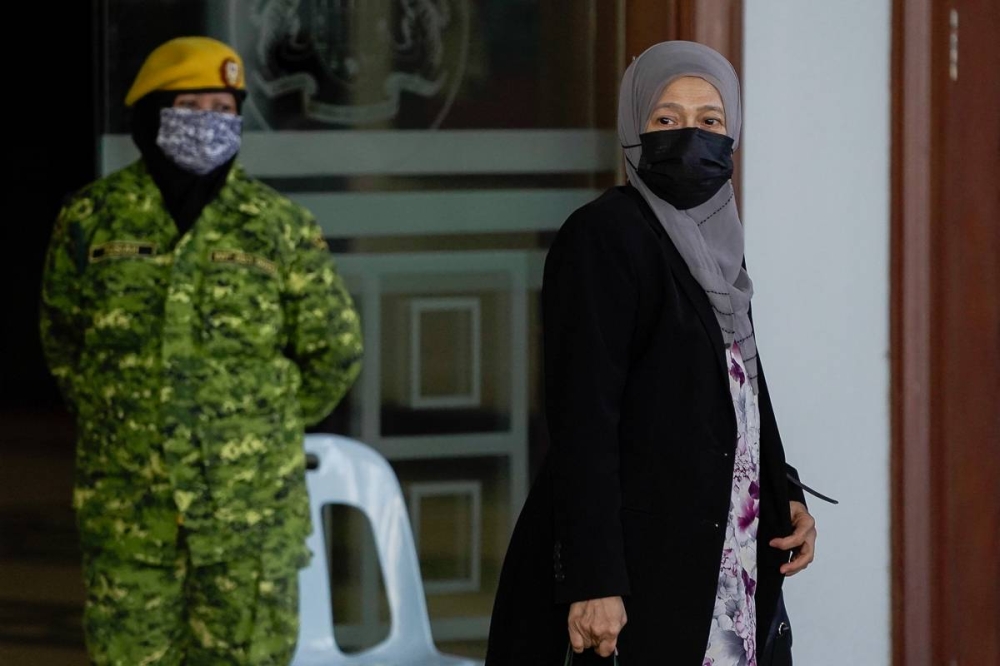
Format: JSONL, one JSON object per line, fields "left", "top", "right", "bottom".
{"left": 786, "top": 472, "right": 840, "bottom": 504}
{"left": 564, "top": 643, "right": 620, "bottom": 665}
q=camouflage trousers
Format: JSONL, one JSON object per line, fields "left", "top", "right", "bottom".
{"left": 82, "top": 542, "right": 300, "bottom": 665}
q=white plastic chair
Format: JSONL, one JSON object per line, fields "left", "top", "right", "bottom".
{"left": 292, "top": 434, "right": 485, "bottom": 666}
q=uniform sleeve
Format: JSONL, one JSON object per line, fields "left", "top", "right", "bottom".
{"left": 544, "top": 212, "right": 636, "bottom": 604}
{"left": 283, "top": 212, "right": 363, "bottom": 426}
{"left": 39, "top": 200, "right": 89, "bottom": 409}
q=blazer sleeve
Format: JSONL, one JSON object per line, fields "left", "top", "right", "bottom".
{"left": 543, "top": 211, "right": 637, "bottom": 604}
{"left": 755, "top": 351, "right": 808, "bottom": 508}
{"left": 745, "top": 294, "right": 810, "bottom": 512}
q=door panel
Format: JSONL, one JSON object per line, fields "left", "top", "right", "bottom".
{"left": 892, "top": 0, "right": 1000, "bottom": 664}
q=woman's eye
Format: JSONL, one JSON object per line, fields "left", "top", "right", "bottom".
{"left": 657, "top": 117, "right": 675, "bottom": 125}
{"left": 704, "top": 118, "right": 720, "bottom": 126}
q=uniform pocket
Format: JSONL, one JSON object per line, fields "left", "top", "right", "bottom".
{"left": 199, "top": 256, "right": 284, "bottom": 355}
{"left": 198, "top": 408, "right": 303, "bottom": 535}
{"left": 200, "top": 413, "right": 280, "bottom": 499}
{"left": 81, "top": 253, "right": 169, "bottom": 351}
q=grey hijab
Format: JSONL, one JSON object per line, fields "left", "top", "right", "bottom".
{"left": 619, "top": 40, "right": 759, "bottom": 392}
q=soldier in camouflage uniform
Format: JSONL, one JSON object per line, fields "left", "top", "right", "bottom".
{"left": 39, "top": 37, "right": 363, "bottom": 665}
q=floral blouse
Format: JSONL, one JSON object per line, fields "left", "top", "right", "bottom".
{"left": 702, "top": 342, "right": 761, "bottom": 666}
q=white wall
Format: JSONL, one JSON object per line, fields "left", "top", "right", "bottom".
{"left": 742, "top": 2, "right": 891, "bottom": 664}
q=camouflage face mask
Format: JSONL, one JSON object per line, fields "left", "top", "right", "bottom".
{"left": 156, "top": 107, "right": 243, "bottom": 175}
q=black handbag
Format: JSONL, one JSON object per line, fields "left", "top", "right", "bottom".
{"left": 760, "top": 592, "right": 793, "bottom": 666}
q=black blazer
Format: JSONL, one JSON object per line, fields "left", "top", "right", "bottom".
{"left": 485, "top": 185, "right": 806, "bottom": 665}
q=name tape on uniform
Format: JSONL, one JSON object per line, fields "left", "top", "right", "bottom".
{"left": 210, "top": 250, "right": 278, "bottom": 276}
{"left": 89, "top": 241, "right": 158, "bottom": 262}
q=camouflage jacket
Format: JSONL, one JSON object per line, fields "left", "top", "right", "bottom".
{"left": 40, "top": 161, "right": 363, "bottom": 572}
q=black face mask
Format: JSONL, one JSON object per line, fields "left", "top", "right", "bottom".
{"left": 628, "top": 127, "right": 735, "bottom": 210}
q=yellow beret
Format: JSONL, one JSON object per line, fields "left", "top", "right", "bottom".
{"left": 125, "top": 36, "right": 245, "bottom": 107}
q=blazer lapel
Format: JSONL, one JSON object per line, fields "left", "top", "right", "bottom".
{"left": 625, "top": 186, "right": 729, "bottom": 378}
{"left": 662, "top": 235, "right": 729, "bottom": 378}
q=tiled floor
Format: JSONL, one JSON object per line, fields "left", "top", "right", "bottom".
{"left": 0, "top": 408, "right": 488, "bottom": 664}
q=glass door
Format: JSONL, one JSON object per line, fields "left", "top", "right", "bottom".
{"left": 98, "top": 0, "right": 625, "bottom": 657}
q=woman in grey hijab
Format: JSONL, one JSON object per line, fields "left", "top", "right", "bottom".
{"left": 485, "top": 42, "right": 822, "bottom": 665}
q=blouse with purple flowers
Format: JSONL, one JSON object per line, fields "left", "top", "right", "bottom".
{"left": 702, "top": 341, "right": 761, "bottom": 666}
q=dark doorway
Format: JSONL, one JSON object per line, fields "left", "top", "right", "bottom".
{"left": 1, "top": 4, "right": 97, "bottom": 665}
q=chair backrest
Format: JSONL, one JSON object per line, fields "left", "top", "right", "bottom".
{"left": 293, "top": 434, "right": 443, "bottom": 665}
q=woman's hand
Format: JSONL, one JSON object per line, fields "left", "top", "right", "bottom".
{"left": 769, "top": 500, "right": 817, "bottom": 575}
{"left": 568, "top": 596, "right": 627, "bottom": 658}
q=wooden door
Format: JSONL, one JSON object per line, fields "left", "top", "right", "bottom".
{"left": 892, "top": 0, "right": 1000, "bottom": 664}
